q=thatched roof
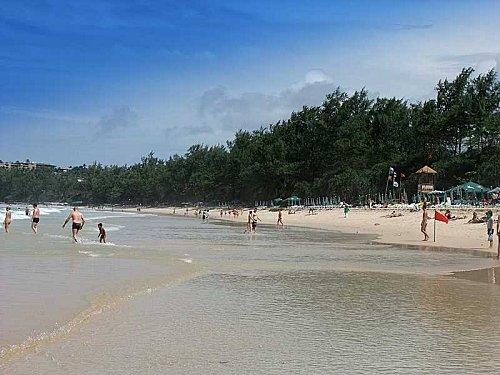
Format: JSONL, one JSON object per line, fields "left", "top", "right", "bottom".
{"left": 415, "top": 165, "right": 437, "bottom": 174}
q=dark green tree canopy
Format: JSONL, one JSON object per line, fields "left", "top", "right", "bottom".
{"left": 1, "top": 68, "right": 499, "bottom": 204}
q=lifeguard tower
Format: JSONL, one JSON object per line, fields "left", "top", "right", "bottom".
{"left": 415, "top": 165, "right": 437, "bottom": 195}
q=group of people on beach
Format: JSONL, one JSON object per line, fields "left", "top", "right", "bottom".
{"left": 420, "top": 202, "right": 500, "bottom": 258}
{"left": 2, "top": 205, "right": 106, "bottom": 244}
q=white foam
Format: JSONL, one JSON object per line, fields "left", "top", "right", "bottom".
{"left": 9, "top": 211, "right": 31, "bottom": 220}
{"left": 40, "top": 207, "right": 66, "bottom": 214}
{"left": 44, "top": 234, "right": 69, "bottom": 240}
{"left": 102, "top": 225, "right": 125, "bottom": 232}
{"left": 85, "top": 213, "right": 153, "bottom": 221}
{"left": 179, "top": 258, "right": 193, "bottom": 264}
{"left": 78, "top": 250, "right": 102, "bottom": 257}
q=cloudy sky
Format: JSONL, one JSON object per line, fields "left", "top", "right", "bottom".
{"left": 1, "top": 0, "right": 499, "bottom": 165}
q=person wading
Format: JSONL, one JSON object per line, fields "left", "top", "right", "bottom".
{"left": 31, "top": 203, "right": 40, "bottom": 234}
{"left": 63, "top": 207, "right": 85, "bottom": 243}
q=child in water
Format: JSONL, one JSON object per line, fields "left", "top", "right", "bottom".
{"left": 97, "top": 223, "right": 106, "bottom": 244}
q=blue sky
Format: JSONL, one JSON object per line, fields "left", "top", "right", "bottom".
{"left": 1, "top": 0, "right": 499, "bottom": 165}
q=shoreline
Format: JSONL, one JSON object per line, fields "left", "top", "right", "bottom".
{"left": 122, "top": 206, "right": 500, "bottom": 258}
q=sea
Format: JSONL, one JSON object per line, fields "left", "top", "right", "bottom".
{"left": 1, "top": 204, "right": 499, "bottom": 374}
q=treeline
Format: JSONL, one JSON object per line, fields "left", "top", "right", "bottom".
{"left": 1, "top": 68, "right": 499, "bottom": 205}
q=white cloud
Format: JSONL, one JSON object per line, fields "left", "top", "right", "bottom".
{"left": 95, "top": 106, "right": 139, "bottom": 134}
{"left": 196, "top": 70, "right": 340, "bottom": 132}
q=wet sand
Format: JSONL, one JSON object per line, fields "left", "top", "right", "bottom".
{"left": 453, "top": 266, "right": 500, "bottom": 285}
{"left": 132, "top": 206, "right": 500, "bottom": 256}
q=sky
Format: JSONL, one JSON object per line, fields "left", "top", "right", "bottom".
{"left": 1, "top": 0, "right": 499, "bottom": 166}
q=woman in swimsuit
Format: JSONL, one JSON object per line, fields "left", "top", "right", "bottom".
{"left": 421, "top": 202, "right": 430, "bottom": 241}
{"left": 4, "top": 206, "right": 12, "bottom": 233}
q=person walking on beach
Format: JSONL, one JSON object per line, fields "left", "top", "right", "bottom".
{"left": 421, "top": 202, "right": 430, "bottom": 241}
{"left": 486, "top": 210, "right": 494, "bottom": 248}
{"left": 3, "top": 206, "right": 12, "bottom": 233}
{"left": 31, "top": 203, "right": 40, "bottom": 234}
{"left": 97, "top": 223, "right": 106, "bottom": 244}
{"left": 497, "top": 214, "right": 500, "bottom": 259}
{"left": 62, "top": 207, "right": 85, "bottom": 243}
{"left": 277, "top": 209, "right": 284, "bottom": 229}
{"left": 343, "top": 204, "right": 350, "bottom": 218}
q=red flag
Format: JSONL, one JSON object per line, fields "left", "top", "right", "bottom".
{"left": 435, "top": 210, "right": 449, "bottom": 224}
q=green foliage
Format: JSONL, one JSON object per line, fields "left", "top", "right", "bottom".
{"left": 1, "top": 68, "right": 499, "bottom": 204}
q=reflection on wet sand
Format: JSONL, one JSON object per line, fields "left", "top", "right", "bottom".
{"left": 453, "top": 266, "right": 500, "bottom": 285}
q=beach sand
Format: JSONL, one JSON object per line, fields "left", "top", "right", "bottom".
{"left": 127, "top": 207, "right": 500, "bottom": 256}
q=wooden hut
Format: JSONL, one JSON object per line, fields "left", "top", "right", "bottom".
{"left": 415, "top": 165, "right": 437, "bottom": 194}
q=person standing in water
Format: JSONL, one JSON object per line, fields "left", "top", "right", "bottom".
{"left": 251, "top": 210, "right": 261, "bottom": 233}
{"left": 245, "top": 210, "right": 253, "bottom": 233}
{"left": 97, "top": 223, "right": 106, "bottom": 244}
{"left": 421, "top": 202, "right": 430, "bottom": 241}
{"left": 486, "top": 210, "right": 494, "bottom": 248}
{"left": 62, "top": 207, "right": 85, "bottom": 243}
{"left": 277, "top": 209, "right": 284, "bottom": 229}
{"left": 3, "top": 206, "right": 12, "bottom": 233}
{"left": 31, "top": 203, "right": 40, "bottom": 234}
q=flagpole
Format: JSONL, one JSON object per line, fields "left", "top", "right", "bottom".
{"left": 433, "top": 209, "right": 436, "bottom": 242}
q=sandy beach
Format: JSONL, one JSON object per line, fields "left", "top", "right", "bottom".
{"left": 127, "top": 206, "right": 500, "bottom": 256}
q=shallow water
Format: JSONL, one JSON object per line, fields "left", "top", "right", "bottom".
{"left": 1, "top": 205, "right": 499, "bottom": 374}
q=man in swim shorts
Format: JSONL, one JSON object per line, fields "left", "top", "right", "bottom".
{"left": 31, "top": 203, "right": 40, "bottom": 234}
{"left": 63, "top": 207, "right": 85, "bottom": 243}
{"left": 251, "top": 209, "right": 261, "bottom": 233}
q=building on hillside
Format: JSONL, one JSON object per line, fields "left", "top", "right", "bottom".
{"left": 0, "top": 160, "right": 57, "bottom": 170}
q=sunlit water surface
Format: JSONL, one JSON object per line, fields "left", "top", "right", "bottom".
{"left": 1, "top": 205, "right": 499, "bottom": 374}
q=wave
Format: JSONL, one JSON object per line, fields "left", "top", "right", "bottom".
{"left": 0, "top": 268, "right": 206, "bottom": 365}
{"left": 78, "top": 250, "right": 115, "bottom": 258}
{"left": 77, "top": 238, "right": 131, "bottom": 248}
{"left": 7, "top": 211, "right": 31, "bottom": 221}
{"left": 84, "top": 213, "right": 153, "bottom": 221}
{"left": 105, "top": 225, "right": 125, "bottom": 232}
{"left": 1, "top": 205, "right": 66, "bottom": 221}
{"left": 43, "top": 234, "right": 68, "bottom": 240}
{"left": 40, "top": 207, "right": 66, "bottom": 215}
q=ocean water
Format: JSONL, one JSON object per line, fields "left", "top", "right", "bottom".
{"left": 1, "top": 205, "right": 499, "bottom": 374}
